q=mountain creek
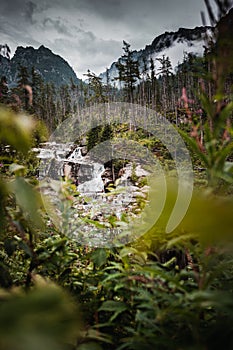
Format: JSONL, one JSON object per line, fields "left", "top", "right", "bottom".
{"left": 33, "top": 142, "right": 151, "bottom": 246}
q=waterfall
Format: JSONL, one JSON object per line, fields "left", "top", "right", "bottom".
{"left": 66, "top": 147, "right": 83, "bottom": 163}
{"left": 78, "top": 162, "right": 105, "bottom": 194}
{"left": 34, "top": 142, "right": 150, "bottom": 247}
{"left": 35, "top": 143, "right": 105, "bottom": 193}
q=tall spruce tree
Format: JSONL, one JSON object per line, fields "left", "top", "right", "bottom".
{"left": 59, "top": 84, "right": 72, "bottom": 121}
{"left": 86, "top": 124, "right": 102, "bottom": 152}
{"left": 31, "top": 67, "right": 43, "bottom": 114}
{"left": 140, "top": 57, "right": 148, "bottom": 105}
{"left": 16, "top": 65, "right": 30, "bottom": 110}
{"left": 149, "top": 57, "right": 158, "bottom": 109}
{"left": 0, "top": 76, "right": 9, "bottom": 104}
{"left": 115, "top": 41, "right": 140, "bottom": 102}
{"left": 156, "top": 55, "right": 173, "bottom": 112}
{"left": 84, "top": 69, "right": 105, "bottom": 104}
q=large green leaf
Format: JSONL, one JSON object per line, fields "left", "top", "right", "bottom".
{"left": 178, "top": 129, "right": 208, "bottom": 166}
{"left": 214, "top": 101, "right": 233, "bottom": 138}
{"left": 8, "top": 177, "right": 43, "bottom": 229}
{"left": 98, "top": 300, "right": 128, "bottom": 322}
{"left": 90, "top": 248, "right": 108, "bottom": 268}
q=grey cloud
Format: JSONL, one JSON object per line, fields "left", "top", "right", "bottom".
{"left": 0, "top": 0, "right": 210, "bottom": 78}
{"left": 43, "top": 17, "right": 71, "bottom": 36}
{"left": 0, "top": 0, "right": 48, "bottom": 22}
{"left": 25, "top": 1, "right": 37, "bottom": 24}
{"left": 54, "top": 31, "right": 121, "bottom": 57}
{"left": 51, "top": 0, "right": 206, "bottom": 24}
{"left": 77, "top": 0, "right": 124, "bottom": 19}
{"left": 53, "top": 34, "right": 121, "bottom": 74}
{"left": 0, "top": 0, "right": 25, "bottom": 15}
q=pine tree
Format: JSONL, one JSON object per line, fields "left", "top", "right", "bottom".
{"left": 106, "top": 67, "right": 111, "bottom": 102}
{"left": 84, "top": 69, "right": 105, "bottom": 104}
{"left": 0, "top": 76, "right": 9, "bottom": 104}
{"left": 156, "top": 55, "right": 173, "bottom": 77}
{"left": 16, "top": 65, "right": 30, "bottom": 110}
{"left": 115, "top": 41, "right": 140, "bottom": 102}
{"left": 140, "top": 57, "right": 148, "bottom": 105}
{"left": 156, "top": 55, "right": 173, "bottom": 113}
{"left": 69, "top": 78, "right": 79, "bottom": 113}
{"left": 31, "top": 67, "right": 43, "bottom": 114}
{"left": 86, "top": 124, "right": 102, "bottom": 151}
{"left": 100, "top": 123, "right": 113, "bottom": 142}
{"left": 40, "top": 83, "right": 56, "bottom": 130}
{"left": 59, "top": 84, "right": 72, "bottom": 120}
{"left": 150, "top": 58, "right": 157, "bottom": 109}
{"left": 150, "top": 57, "right": 156, "bottom": 82}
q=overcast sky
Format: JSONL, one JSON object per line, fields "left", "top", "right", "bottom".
{"left": 0, "top": 0, "right": 212, "bottom": 78}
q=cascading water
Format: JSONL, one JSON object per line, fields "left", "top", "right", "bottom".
{"left": 34, "top": 142, "right": 150, "bottom": 247}
{"left": 66, "top": 147, "right": 84, "bottom": 163}
{"left": 35, "top": 143, "right": 105, "bottom": 192}
{"left": 77, "top": 162, "right": 105, "bottom": 194}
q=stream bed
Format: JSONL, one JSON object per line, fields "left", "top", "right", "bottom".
{"left": 33, "top": 142, "right": 151, "bottom": 247}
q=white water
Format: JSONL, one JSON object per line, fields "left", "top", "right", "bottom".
{"left": 34, "top": 142, "right": 150, "bottom": 248}
{"left": 35, "top": 143, "right": 105, "bottom": 192}
{"left": 78, "top": 162, "right": 105, "bottom": 194}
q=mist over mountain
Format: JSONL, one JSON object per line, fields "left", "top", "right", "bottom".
{"left": 99, "top": 26, "right": 211, "bottom": 84}
{"left": 0, "top": 45, "right": 81, "bottom": 87}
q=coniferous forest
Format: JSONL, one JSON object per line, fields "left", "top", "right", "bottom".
{"left": 0, "top": 1, "right": 233, "bottom": 349}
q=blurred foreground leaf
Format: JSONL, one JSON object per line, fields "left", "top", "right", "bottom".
{"left": 8, "top": 177, "right": 44, "bottom": 229}
{"left": 0, "top": 107, "right": 34, "bottom": 154}
{"left": 0, "top": 279, "right": 80, "bottom": 350}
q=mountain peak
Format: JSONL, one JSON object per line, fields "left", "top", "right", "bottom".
{"left": 15, "top": 45, "right": 34, "bottom": 53}
{"left": 38, "top": 45, "right": 52, "bottom": 53}
{"left": 0, "top": 45, "right": 81, "bottom": 87}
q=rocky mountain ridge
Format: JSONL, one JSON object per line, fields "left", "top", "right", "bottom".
{"left": 0, "top": 45, "right": 81, "bottom": 87}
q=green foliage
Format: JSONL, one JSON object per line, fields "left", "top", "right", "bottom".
{"left": 0, "top": 5, "right": 233, "bottom": 350}
{"left": 0, "top": 102, "right": 233, "bottom": 350}
{"left": 84, "top": 70, "right": 106, "bottom": 103}
{"left": 0, "top": 279, "right": 80, "bottom": 350}
{"left": 130, "top": 162, "right": 138, "bottom": 183}
{"left": 33, "top": 119, "right": 49, "bottom": 145}
{"left": 0, "top": 106, "right": 35, "bottom": 154}
{"left": 89, "top": 232, "right": 233, "bottom": 350}
{"left": 86, "top": 125, "right": 103, "bottom": 151}
{"left": 86, "top": 123, "right": 113, "bottom": 151}
{"left": 179, "top": 83, "right": 233, "bottom": 191}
